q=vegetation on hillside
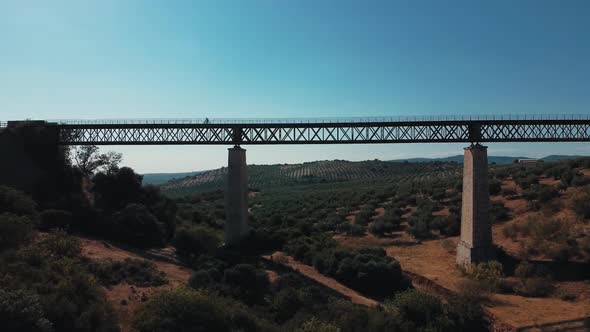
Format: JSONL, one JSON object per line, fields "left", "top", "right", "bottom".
{"left": 3, "top": 126, "right": 590, "bottom": 331}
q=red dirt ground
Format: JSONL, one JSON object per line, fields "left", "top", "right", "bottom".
{"left": 80, "top": 237, "right": 192, "bottom": 332}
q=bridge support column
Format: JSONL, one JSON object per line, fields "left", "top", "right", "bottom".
{"left": 224, "top": 146, "right": 250, "bottom": 246}
{"left": 456, "top": 144, "right": 494, "bottom": 266}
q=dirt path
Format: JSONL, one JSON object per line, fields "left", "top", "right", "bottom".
{"left": 263, "top": 252, "right": 378, "bottom": 307}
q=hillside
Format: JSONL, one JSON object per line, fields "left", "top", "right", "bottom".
{"left": 142, "top": 171, "right": 205, "bottom": 185}
{"left": 390, "top": 154, "right": 584, "bottom": 164}
{"left": 161, "top": 159, "right": 462, "bottom": 194}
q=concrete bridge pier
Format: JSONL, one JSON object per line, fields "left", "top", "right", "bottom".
{"left": 224, "top": 146, "right": 250, "bottom": 246}
{"left": 456, "top": 144, "right": 494, "bottom": 266}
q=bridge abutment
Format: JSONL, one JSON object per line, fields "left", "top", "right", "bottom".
{"left": 224, "top": 146, "right": 250, "bottom": 246}
{"left": 456, "top": 144, "right": 494, "bottom": 266}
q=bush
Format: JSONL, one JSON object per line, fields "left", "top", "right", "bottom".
{"left": 189, "top": 269, "right": 216, "bottom": 290}
{"left": 570, "top": 188, "right": 590, "bottom": 219}
{"left": 489, "top": 179, "right": 502, "bottom": 195}
{"left": 271, "top": 288, "right": 305, "bottom": 323}
{"left": 0, "top": 289, "right": 52, "bottom": 332}
{"left": 440, "top": 239, "right": 456, "bottom": 253}
{"left": 133, "top": 288, "right": 274, "bottom": 332}
{"left": 108, "top": 203, "right": 167, "bottom": 248}
{"left": 88, "top": 258, "right": 167, "bottom": 287}
{"left": 37, "top": 229, "right": 82, "bottom": 258}
{"left": 431, "top": 214, "right": 460, "bottom": 236}
{"left": 514, "top": 277, "right": 553, "bottom": 297}
{"left": 408, "top": 217, "right": 432, "bottom": 239}
{"left": 447, "top": 286, "right": 487, "bottom": 331}
{"left": 173, "top": 225, "right": 221, "bottom": 258}
{"left": 133, "top": 288, "right": 231, "bottom": 332}
{"left": 463, "top": 261, "right": 503, "bottom": 292}
{"left": 1, "top": 231, "right": 120, "bottom": 332}
{"left": 354, "top": 207, "right": 374, "bottom": 226}
{"left": 0, "top": 185, "right": 36, "bottom": 216}
{"left": 336, "top": 223, "right": 365, "bottom": 237}
{"left": 386, "top": 289, "right": 452, "bottom": 330}
{"left": 0, "top": 213, "right": 33, "bottom": 251}
{"left": 39, "top": 209, "right": 72, "bottom": 231}
{"left": 368, "top": 220, "right": 394, "bottom": 237}
{"left": 296, "top": 318, "right": 341, "bottom": 332}
{"left": 513, "top": 261, "right": 552, "bottom": 297}
{"left": 222, "top": 264, "right": 270, "bottom": 304}
{"left": 313, "top": 247, "right": 409, "bottom": 298}
{"left": 490, "top": 201, "right": 509, "bottom": 223}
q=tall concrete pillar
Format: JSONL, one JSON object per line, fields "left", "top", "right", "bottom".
{"left": 224, "top": 146, "right": 250, "bottom": 246}
{"left": 456, "top": 144, "right": 494, "bottom": 265}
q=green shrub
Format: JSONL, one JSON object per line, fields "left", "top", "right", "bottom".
{"left": 408, "top": 218, "right": 431, "bottom": 239}
{"left": 189, "top": 269, "right": 216, "bottom": 290}
{"left": 431, "top": 214, "right": 460, "bottom": 236}
{"left": 37, "top": 230, "right": 81, "bottom": 258}
{"left": 133, "top": 288, "right": 231, "bottom": 332}
{"left": 0, "top": 231, "right": 120, "bottom": 332}
{"left": 386, "top": 289, "right": 452, "bottom": 330}
{"left": 222, "top": 264, "right": 269, "bottom": 304}
{"left": 490, "top": 201, "right": 509, "bottom": 223}
{"left": 447, "top": 286, "right": 487, "bottom": 331}
{"left": 173, "top": 225, "right": 221, "bottom": 258}
{"left": 513, "top": 261, "right": 553, "bottom": 297}
{"left": 0, "top": 185, "right": 36, "bottom": 216}
{"left": 368, "top": 220, "right": 394, "bottom": 237}
{"left": 133, "top": 288, "right": 275, "bottom": 332}
{"left": 514, "top": 276, "right": 553, "bottom": 297}
{"left": 312, "top": 247, "right": 409, "bottom": 298}
{"left": 88, "top": 258, "right": 167, "bottom": 287}
{"left": 489, "top": 179, "right": 502, "bottom": 195}
{"left": 354, "top": 207, "right": 374, "bottom": 226}
{"left": 463, "top": 261, "right": 503, "bottom": 292}
{"left": 570, "top": 188, "right": 590, "bottom": 219}
{"left": 0, "top": 289, "right": 52, "bottom": 332}
{"left": 108, "top": 203, "right": 167, "bottom": 248}
{"left": 296, "top": 318, "right": 341, "bottom": 332}
{"left": 0, "top": 213, "right": 33, "bottom": 251}
{"left": 271, "top": 288, "right": 305, "bottom": 323}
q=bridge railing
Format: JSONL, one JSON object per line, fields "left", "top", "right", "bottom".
{"left": 50, "top": 113, "right": 590, "bottom": 125}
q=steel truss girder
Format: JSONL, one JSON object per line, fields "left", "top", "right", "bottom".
{"left": 57, "top": 121, "right": 590, "bottom": 145}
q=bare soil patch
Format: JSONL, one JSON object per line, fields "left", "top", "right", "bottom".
{"left": 539, "top": 176, "right": 561, "bottom": 186}
{"left": 80, "top": 237, "right": 192, "bottom": 332}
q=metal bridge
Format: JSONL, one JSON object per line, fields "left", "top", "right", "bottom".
{"left": 41, "top": 114, "right": 590, "bottom": 145}
{"left": 2, "top": 115, "right": 590, "bottom": 261}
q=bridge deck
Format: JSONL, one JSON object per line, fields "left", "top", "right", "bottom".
{"left": 3, "top": 116, "right": 590, "bottom": 145}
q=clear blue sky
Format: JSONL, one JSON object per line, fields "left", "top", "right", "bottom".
{"left": 1, "top": 1, "right": 589, "bottom": 172}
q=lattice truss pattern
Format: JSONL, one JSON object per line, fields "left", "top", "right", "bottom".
{"left": 59, "top": 121, "right": 590, "bottom": 145}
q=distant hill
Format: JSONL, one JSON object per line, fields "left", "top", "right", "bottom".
{"left": 158, "top": 154, "right": 587, "bottom": 194}
{"left": 161, "top": 160, "right": 462, "bottom": 194}
{"left": 540, "top": 155, "right": 585, "bottom": 162}
{"left": 142, "top": 171, "right": 205, "bottom": 185}
{"left": 391, "top": 154, "right": 584, "bottom": 165}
